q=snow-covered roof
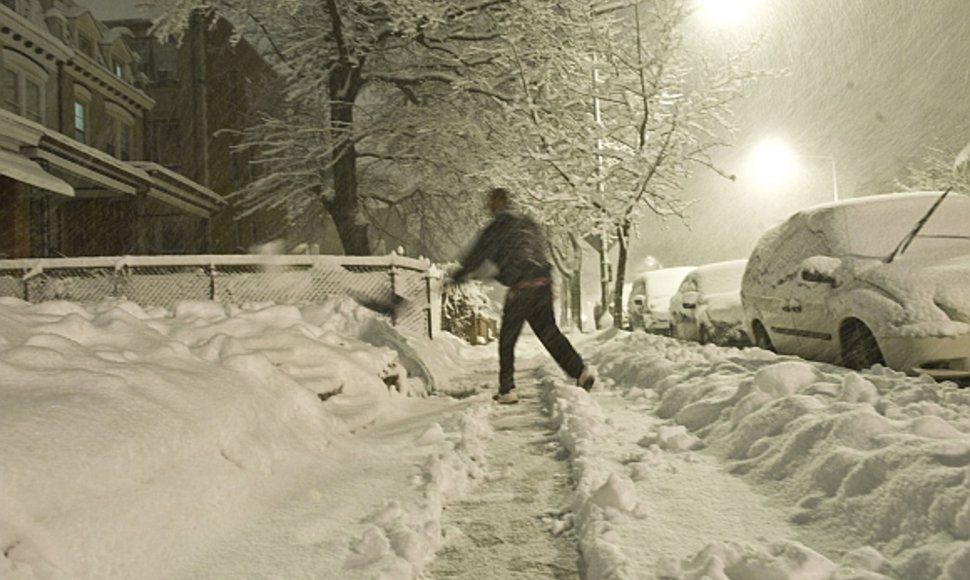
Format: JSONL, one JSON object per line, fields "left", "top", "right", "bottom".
{"left": 634, "top": 266, "right": 696, "bottom": 297}
{"left": 690, "top": 259, "right": 747, "bottom": 294}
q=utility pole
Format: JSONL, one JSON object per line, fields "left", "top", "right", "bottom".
{"left": 592, "top": 59, "right": 612, "bottom": 327}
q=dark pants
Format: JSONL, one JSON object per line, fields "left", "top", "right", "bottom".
{"left": 499, "top": 282, "right": 585, "bottom": 393}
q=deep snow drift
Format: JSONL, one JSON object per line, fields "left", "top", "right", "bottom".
{"left": 1, "top": 296, "right": 969, "bottom": 580}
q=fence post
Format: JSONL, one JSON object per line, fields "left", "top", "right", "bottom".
{"left": 388, "top": 261, "right": 398, "bottom": 326}
{"left": 113, "top": 260, "right": 126, "bottom": 299}
{"left": 208, "top": 264, "right": 217, "bottom": 300}
{"left": 424, "top": 271, "right": 433, "bottom": 339}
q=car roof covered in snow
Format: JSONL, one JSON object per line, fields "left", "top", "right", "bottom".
{"left": 688, "top": 259, "right": 748, "bottom": 294}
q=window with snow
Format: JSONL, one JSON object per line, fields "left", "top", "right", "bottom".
{"left": 73, "top": 101, "right": 87, "bottom": 143}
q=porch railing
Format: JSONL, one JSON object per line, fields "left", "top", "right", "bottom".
{"left": 0, "top": 254, "right": 440, "bottom": 339}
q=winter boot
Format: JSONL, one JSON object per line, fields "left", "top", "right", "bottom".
{"left": 577, "top": 367, "right": 595, "bottom": 391}
{"left": 492, "top": 389, "right": 519, "bottom": 404}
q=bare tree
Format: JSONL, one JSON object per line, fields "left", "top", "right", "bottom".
{"left": 152, "top": 0, "right": 764, "bottom": 332}
{"left": 587, "top": 0, "right": 764, "bottom": 326}
{"left": 897, "top": 144, "right": 970, "bottom": 194}
{"left": 154, "top": 0, "right": 541, "bottom": 255}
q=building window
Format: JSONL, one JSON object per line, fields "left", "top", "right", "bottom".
{"left": 120, "top": 123, "right": 131, "bottom": 160}
{"left": 105, "top": 118, "right": 117, "bottom": 156}
{"left": 113, "top": 61, "right": 124, "bottom": 79}
{"left": 24, "top": 78, "right": 41, "bottom": 122}
{"left": 151, "top": 119, "right": 180, "bottom": 169}
{"left": 78, "top": 34, "right": 94, "bottom": 58}
{"left": 73, "top": 101, "right": 87, "bottom": 143}
{"left": 0, "top": 0, "right": 16, "bottom": 11}
{"left": 2, "top": 67, "right": 44, "bottom": 123}
{"left": 2, "top": 69, "right": 19, "bottom": 112}
{"left": 130, "top": 38, "right": 151, "bottom": 67}
{"left": 154, "top": 42, "right": 178, "bottom": 82}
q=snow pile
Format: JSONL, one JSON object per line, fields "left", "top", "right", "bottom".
{"left": 0, "top": 297, "right": 420, "bottom": 579}
{"left": 7, "top": 290, "right": 970, "bottom": 579}
{"left": 343, "top": 404, "right": 493, "bottom": 578}
{"left": 586, "top": 330, "right": 970, "bottom": 580}
{"left": 543, "top": 378, "right": 642, "bottom": 579}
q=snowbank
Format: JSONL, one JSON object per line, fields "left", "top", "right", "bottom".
{"left": 0, "top": 297, "right": 422, "bottom": 579}
{"left": 580, "top": 330, "right": 970, "bottom": 580}
{"left": 343, "top": 404, "right": 494, "bottom": 577}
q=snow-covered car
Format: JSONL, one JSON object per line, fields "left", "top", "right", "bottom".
{"left": 669, "top": 259, "right": 749, "bottom": 346}
{"left": 627, "top": 266, "right": 694, "bottom": 334}
{"left": 741, "top": 191, "right": 970, "bottom": 379}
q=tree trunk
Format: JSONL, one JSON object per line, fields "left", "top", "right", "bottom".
{"left": 559, "top": 272, "right": 572, "bottom": 328}
{"left": 597, "top": 234, "right": 611, "bottom": 329}
{"left": 327, "top": 62, "right": 370, "bottom": 255}
{"left": 612, "top": 221, "right": 631, "bottom": 329}
{"left": 570, "top": 234, "right": 584, "bottom": 330}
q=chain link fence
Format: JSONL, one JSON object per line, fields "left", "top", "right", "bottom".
{"left": 0, "top": 254, "right": 439, "bottom": 338}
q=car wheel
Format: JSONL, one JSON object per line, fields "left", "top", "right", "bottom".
{"left": 752, "top": 320, "right": 775, "bottom": 352}
{"left": 840, "top": 319, "right": 885, "bottom": 370}
{"left": 698, "top": 324, "right": 711, "bottom": 344}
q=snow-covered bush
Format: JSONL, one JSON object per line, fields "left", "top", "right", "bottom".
{"left": 441, "top": 275, "right": 498, "bottom": 345}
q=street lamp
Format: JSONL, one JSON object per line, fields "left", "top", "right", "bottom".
{"left": 695, "top": 0, "right": 761, "bottom": 27}
{"left": 749, "top": 137, "right": 839, "bottom": 202}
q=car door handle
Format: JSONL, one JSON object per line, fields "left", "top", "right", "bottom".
{"left": 789, "top": 304, "right": 802, "bottom": 313}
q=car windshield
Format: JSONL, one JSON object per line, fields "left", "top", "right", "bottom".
{"left": 695, "top": 262, "right": 746, "bottom": 295}
{"left": 828, "top": 193, "right": 970, "bottom": 259}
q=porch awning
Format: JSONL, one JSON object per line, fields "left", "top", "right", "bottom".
{"left": 22, "top": 130, "right": 151, "bottom": 197}
{"left": 130, "top": 162, "right": 226, "bottom": 217}
{"left": 0, "top": 149, "right": 75, "bottom": 197}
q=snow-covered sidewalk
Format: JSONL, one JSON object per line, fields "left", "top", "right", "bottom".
{"left": 430, "top": 367, "right": 579, "bottom": 579}
{"left": 3, "top": 297, "right": 970, "bottom": 579}
{"left": 571, "top": 330, "right": 970, "bottom": 580}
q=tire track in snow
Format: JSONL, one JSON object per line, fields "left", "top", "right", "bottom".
{"left": 429, "top": 375, "right": 581, "bottom": 579}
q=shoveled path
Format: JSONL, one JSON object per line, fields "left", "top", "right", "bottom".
{"left": 429, "top": 367, "right": 581, "bottom": 579}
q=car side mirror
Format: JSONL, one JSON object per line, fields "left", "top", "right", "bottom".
{"left": 799, "top": 256, "right": 841, "bottom": 287}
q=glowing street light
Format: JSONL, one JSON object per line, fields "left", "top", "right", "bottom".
{"left": 749, "top": 137, "right": 839, "bottom": 202}
{"left": 749, "top": 138, "right": 797, "bottom": 188}
{"left": 695, "top": 0, "right": 761, "bottom": 27}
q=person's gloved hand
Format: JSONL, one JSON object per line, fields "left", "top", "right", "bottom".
{"left": 442, "top": 268, "right": 465, "bottom": 293}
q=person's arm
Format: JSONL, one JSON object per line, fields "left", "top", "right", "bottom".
{"left": 453, "top": 216, "right": 503, "bottom": 283}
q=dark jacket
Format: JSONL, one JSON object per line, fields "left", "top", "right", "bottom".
{"left": 454, "top": 209, "right": 552, "bottom": 287}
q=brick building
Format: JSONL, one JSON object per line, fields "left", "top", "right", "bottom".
{"left": 0, "top": 0, "right": 222, "bottom": 258}
{"left": 111, "top": 13, "right": 292, "bottom": 253}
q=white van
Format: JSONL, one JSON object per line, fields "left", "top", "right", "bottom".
{"left": 627, "top": 266, "right": 695, "bottom": 334}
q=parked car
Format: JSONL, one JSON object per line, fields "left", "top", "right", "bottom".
{"left": 627, "top": 266, "right": 695, "bottom": 334}
{"left": 741, "top": 191, "right": 970, "bottom": 380}
{"left": 669, "top": 259, "right": 749, "bottom": 346}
